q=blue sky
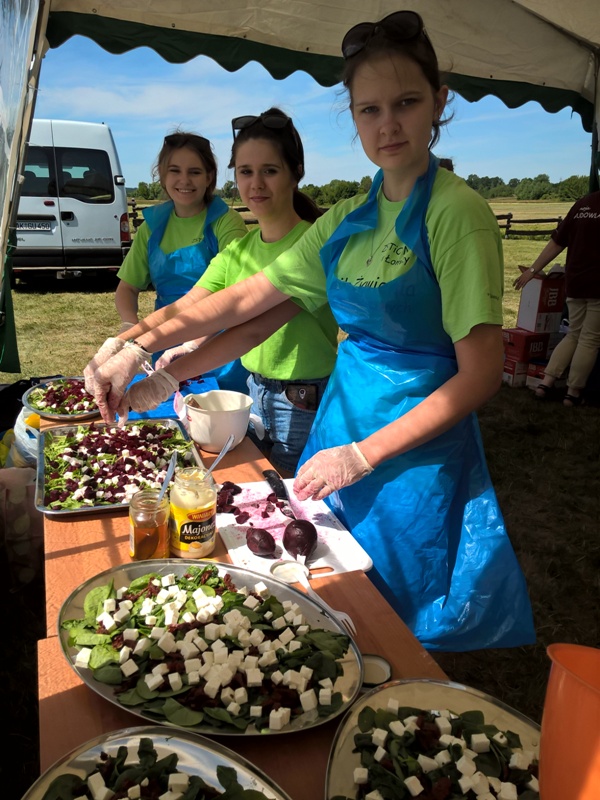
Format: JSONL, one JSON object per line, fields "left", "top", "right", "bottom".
{"left": 34, "top": 36, "right": 593, "bottom": 190}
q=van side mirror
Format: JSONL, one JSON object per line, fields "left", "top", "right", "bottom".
{"left": 114, "top": 176, "right": 126, "bottom": 185}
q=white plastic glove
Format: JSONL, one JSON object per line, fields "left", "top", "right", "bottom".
{"left": 126, "top": 369, "right": 180, "bottom": 412}
{"left": 93, "top": 342, "right": 150, "bottom": 423}
{"left": 294, "top": 442, "right": 374, "bottom": 501}
{"left": 155, "top": 341, "right": 198, "bottom": 370}
{"left": 83, "top": 337, "right": 126, "bottom": 394}
{"left": 118, "top": 321, "right": 137, "bottom": 334}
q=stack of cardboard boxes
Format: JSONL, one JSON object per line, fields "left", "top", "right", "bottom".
{"left": 503, "top": 266, "right": 567, "bottom": 388}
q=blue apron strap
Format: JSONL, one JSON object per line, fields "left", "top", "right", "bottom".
{"left": 143, "top": 201, "right": 174, "bottom": 239}
{"left": 199, "top": 196, "right": 229, "bottom": 262}
{"left": 394, "top": 154, "right": 439, "bottom": 275}
{"left": 319, "top": 170, "right": 383, "bottom": 272}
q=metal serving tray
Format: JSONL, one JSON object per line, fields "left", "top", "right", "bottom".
{"left": 35, "top": 417, "right": 203, "bottom": 517}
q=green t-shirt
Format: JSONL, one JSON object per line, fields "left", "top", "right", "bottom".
{"left": 117, "top": 206, "right": 248, "bottom": 290}
{"left": 263, "top": 168, "right": 504, "bottom": 343}
{"left": 198, "top": 222, "right": 338, "bottom": 380}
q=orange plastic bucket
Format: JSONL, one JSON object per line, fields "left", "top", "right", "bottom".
{"left": 539, "top": 643, "right": 600, "bottom": 799}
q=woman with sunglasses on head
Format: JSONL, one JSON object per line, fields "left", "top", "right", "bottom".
{"left": 88, "top": 12, "right": 534, "bottom": 651}
{"left": 91, "top": 109, "right": 337, "bottom": 474}
{"left": 114, "top": 131, "right": 249, "bottom": 390}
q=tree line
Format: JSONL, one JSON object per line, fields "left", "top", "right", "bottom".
{"left": 128, "top": 172, "right": 589, "bottom": 205}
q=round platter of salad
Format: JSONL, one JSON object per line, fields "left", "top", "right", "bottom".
{"left": 22, "top": 377, "right": 100, "bottom": 421}
{"left": 59, "top": 560, "right": 363, "bottom": 737}
{"left": 326, "top": 679, "right": 541, "bottom": 800}
{"left": 22, "top": 725, "right": 293, "bottom": 799}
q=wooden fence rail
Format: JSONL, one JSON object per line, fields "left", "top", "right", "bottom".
{"left": 495, "top": 212, "right": 562, "bottom": 239}
{"left": 128, "top": 200, "right": 563, "bottom": 240}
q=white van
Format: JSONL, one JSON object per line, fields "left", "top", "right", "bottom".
{"left": 13, "top": 119, "right": 131, "bottom": 278}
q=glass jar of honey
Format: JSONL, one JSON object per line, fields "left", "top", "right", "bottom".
{"left": 129, "top": 489, "right": 170, "bottom": 560}
{"left": 169, "top": 467, "right": 217, "bottom": 558}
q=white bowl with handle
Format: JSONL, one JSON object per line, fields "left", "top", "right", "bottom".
{"left": 184, "top": 390, "right": 257, "bottom": 453}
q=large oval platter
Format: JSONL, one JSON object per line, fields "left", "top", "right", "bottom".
{"left": 326, "top": 679, "right": 540, "bottom": 799}
{"left": 58, "top": 560, "right": 363, "bottom": 737}
{"left": 22, "top": 377, "right": 101, "bottom": 421}
{"left": 21, "top": 725, "right": 293, "bottom": 799}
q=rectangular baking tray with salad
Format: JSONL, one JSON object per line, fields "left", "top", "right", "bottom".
{"left": 36, "top": 418, "right": 200, "bottom": 516}
{"left": 58, "top": 560, "right": 363, "bottom": 737}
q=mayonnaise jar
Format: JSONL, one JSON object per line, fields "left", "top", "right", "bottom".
{"left": 169, "top": 468, "right": 217, "bottom": 558}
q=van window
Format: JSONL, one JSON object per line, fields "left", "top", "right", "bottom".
{"left": 22, "top": 145, "right": 115, "bottom": 203}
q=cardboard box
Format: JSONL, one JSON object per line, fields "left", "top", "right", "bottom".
{"left": 526, "top": 360, "right": 566, "bottom": 390}
{"left": 503, "top": 357, "right": 528, "bottom": 387}
{"left": 502, "top": 327, "right": 549, "bottom": 361}
{"left": 517, "top": 270, "right": 566, "bottom": 333}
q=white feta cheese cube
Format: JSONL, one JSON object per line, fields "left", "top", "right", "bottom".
{"left": 389, "top": 720, "right": 406, "bottom": 737}
{"left": 457, "top": 775, "right": 473, "bottom": 794}
{"left": 498, "top": 783, "right": 518, "bottom": 800}
{"left": 403, "top": 775, "right": 424, "bottom": 797}
{"left": 493, "top": 731, "right": 508, "bottom": 746}
{"left": 279, "top": 627, "right": 295, "bottom": 645}
{"left": 133, "top": 637, "right": 151, "bottom": 656}
{"left": 103, "top": 598, "right": 116, "bottom": 613}
{"left": 373, "top": 746, "right": 386, "bottom": 762}
{"left": 526, "top": 775, "right": 539, "bottom": 792}
{"left": 168, "top": 672, "right": 183, "bottom": 691}
{"left": 387, "top": 698, "right": 400, "bottom": 713}
{"left": 365, "top": 792, "right": 384, "bottom": 800}
{"left": 246, "top": 668, "right": 263, "bottom": 687}
{"left": 113, "top": 605, "right": 131, "bottom": 624}
{"left": 145, "top": 672, "right": 165, "bottom": 691}
{"left": 417, "top": 754, "right": 438, "bottom": 773}
{"left": 168, "top": 773, "right": 189, "bottom": 791}
{"left": 204, "top": 679, "right": 221, "bottom": 699}
{"left": 75, "top": 648, "right": 92, "bottom": 668}
{"left": 471, "top": 772, "right": 489, "bottom": 795}
{"left": 371, "top": 728, "right": 388, "bottom": 747}
{"left": 300, "top": 689, "right": 318, "bottom": 712}
{"left": 123, "top": 628, "right": 140, "bottom": 641}
{"left": 227, "top": 701, "right": 241, "bottom": 716}
{"left": 435, "top": 716, "right": 452, "bottom": 735}
{"left": 119, "top": 645, "right": 132, "bottom": 664}
{"left": 157, "top": 631, "right": 177, "bottom": 653}
{"left": 234, "top": 687, "right": 248, "bottom": 704}
{"left": 353, "top": 767, "right": 369, "bottom": 785}
{"left": 288, "top": 640, "right": 302, "bottom": 652}
{"left": 271, "top": 670, "right": 284, "bottom": 685}
{"left": 250, "top": 705, "right": 263, "bottom": 717}
{"left": 243, "top": 594, "right": 260, "bottom": 610}
{"left": 187, "top": 671, "right": 200, "bottom": 685}
{"left": 457, "top": 754, "right": 477, "bottom": 776}
{"left": 128, "top": 785, "right": 141, "bottom": 799}
{"left": 120, "top": 658, "right": 138, "bottom": 678}
{"left": 319, "top": 688, "right": 332, "bottom": 705}
{"left": 272, "top": 616, "right": 286, "bottom": 630}
{"left": 150, "top": 627, "right": 166, "bottom": 640}
{"left": 470, "top": 732, "right": 491, "bottom": 753}
{"left": 254, "top": 581, "right": 269, "bottom": 597}
{"left": 509, "top": 752, "right": 531, "bottom": 771}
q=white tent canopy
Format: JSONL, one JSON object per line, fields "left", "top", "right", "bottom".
{"left": 1, "top": 0, "right": 599, "bottom": 370}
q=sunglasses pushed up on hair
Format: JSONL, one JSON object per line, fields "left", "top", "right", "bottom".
{"left": 341, "top": 10, "right": 432, "bottom": 59}
{"left": 231, "top": 112, "right": 293, "bottom": 139}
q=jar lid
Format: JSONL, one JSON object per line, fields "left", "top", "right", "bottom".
{"left": 362, "top": 654, "right": 392, "bottom": 687}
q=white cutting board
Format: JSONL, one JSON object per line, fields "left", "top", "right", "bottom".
{"left": 217, "top": 479, "right": 372, "bottom": 576}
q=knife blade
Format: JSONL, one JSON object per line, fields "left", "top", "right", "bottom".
{"left": 262, "top": 469, "right": 296, "bottom": 519}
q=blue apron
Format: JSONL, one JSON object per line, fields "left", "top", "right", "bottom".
{"left": 143, "top": 198, "right": 249, "bottom": 394}
{"left": 300, "top": 156, "right": 535, "bottom": 651}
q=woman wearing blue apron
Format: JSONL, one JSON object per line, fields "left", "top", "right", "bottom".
{"left": 87, "top": 11, "right": 536, "bottom": 651}
{"left": 115, "top": 131, "right": 248, "bottom": 392}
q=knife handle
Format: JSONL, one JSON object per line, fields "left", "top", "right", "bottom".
{"left": 262, "top": 469, "right": 288, "bottom": 500}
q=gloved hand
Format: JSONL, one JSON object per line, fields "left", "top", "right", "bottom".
{"left": 294, "top": 442, "right": 374, "bottom": 501}
{"left": 155, "top": 341, "right": 198, "bottom": 370}
{"left": 93, "top": 342, "right": 150, "bottom": 423}
{"left": 118, "top": 321, "right": 137, "bottom": 334}
{"left": 126, "top": 369, "right": 180, "bottom": 412}
{"left": 83, "top": 337, "right": 126, "bottom": 395}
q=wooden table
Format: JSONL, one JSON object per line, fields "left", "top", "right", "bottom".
{"left": 38, "top": 436, "right": 447, "bottom": 800}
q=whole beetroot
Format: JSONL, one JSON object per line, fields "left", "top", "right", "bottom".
{"left": 283, "top": 519, "right": 318, "bottom": 560}
{"left": 246, "top": 528, "right": 277, "bottom": 557}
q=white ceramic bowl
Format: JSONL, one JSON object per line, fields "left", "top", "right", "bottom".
{"left": 184, "top": 390, "right": 253, "bottom": 453}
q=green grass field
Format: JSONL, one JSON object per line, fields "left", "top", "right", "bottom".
{"left": 1, "top": 202, "right": 573, "bottom": 383}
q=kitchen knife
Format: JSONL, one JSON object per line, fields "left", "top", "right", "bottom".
{"left": 262, "top": 469, "right": 296, "bottom": 519}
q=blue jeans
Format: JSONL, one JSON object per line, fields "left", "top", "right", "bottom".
{"left": 247, "top": 373, "right": 329, "bottom": 474}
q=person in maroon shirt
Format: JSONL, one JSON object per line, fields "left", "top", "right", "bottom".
{"left": 515, "top": 190, "right": 600, "bottom": 406}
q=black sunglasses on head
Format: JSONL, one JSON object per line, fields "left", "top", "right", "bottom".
{"left": 164, "top": 132, "right": 210, "bottom": 147}
{"left": 231, "top": 113, "right": 292, "bottom": 139}
{"left": 341, "top": 10, "right": 431, "bottom": 59}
